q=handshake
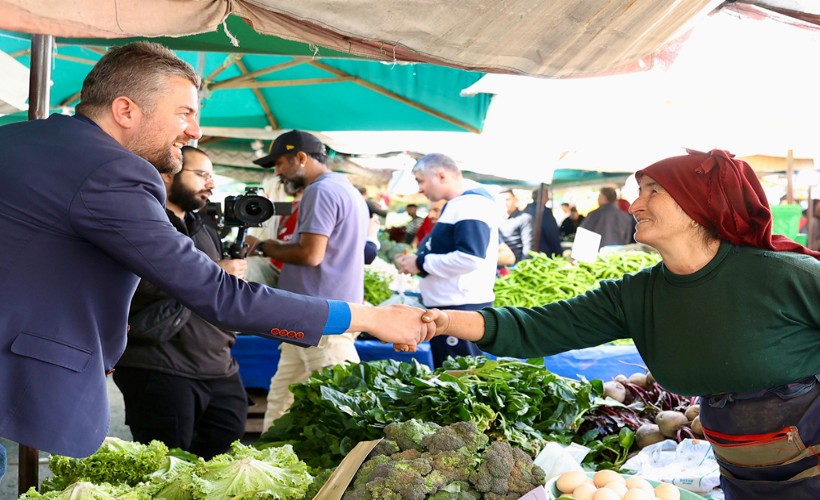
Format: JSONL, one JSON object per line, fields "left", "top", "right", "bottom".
{"left": 350, "top": 304, "right": 454, "bottom": 353}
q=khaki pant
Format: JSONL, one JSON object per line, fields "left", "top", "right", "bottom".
{"left": 262, "top": 332, "right": 359, "bottom": 430}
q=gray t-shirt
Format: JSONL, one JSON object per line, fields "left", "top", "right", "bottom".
{"left": 278, "top": 172, "right": 369, "bottom": 303}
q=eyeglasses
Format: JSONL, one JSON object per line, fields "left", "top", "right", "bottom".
{"left": 182, "top": 169, "right": 214, "bottom": 181}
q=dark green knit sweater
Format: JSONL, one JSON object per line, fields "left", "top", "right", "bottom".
{"left": 479, "top": 242, "right": 820, "bottom": 396}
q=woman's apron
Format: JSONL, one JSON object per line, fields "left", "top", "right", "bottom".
{"left": 699, "top": 375, "right": 820, "bottom": 499}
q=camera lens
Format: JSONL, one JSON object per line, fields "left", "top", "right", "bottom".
{"left": 235, "top": 195, "right": 274, "bottom": 225}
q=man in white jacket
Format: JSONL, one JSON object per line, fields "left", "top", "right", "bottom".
{"left": 396, "top": 153, "right": 502, "bottom": 367}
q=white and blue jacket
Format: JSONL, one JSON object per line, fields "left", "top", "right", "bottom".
{"left": 416, "top": 186, "right": 503, "bottom": 307}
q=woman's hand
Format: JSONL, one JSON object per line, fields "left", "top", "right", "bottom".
{"left": 421, "top": 308, "right": 449, "bottom": 338}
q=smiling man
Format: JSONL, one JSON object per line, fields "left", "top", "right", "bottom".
{"left": 0, "top": 42, "right": 430, "bottom": 459}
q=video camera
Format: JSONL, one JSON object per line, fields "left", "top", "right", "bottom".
{"left": 216, "top": 187, "right": 292, "bottom": 259}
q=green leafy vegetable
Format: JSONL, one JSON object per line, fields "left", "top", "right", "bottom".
{"left": 494, "top": 251, "right": 661, "bottom": 308}
{"left": 256, "top": 357, "right": 611, "bottom": 468}
{"left": 42, "top": 437, "right": 168, "bottom": 492}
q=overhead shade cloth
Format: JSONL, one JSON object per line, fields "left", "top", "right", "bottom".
{"left": 0, "top": 0, "right": 726, "bottom": 78}
{"left": 0, "top": 34, "right": 491, "bottom": 133}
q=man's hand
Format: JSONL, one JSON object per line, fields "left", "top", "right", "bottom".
{"left": 395, "top": 253, "right": 420, "bottom": 275}
{"left": 348, "top": 303, "right": 435, "bottom": 351}
{"left": 393, "top": 308, "right": 450, "bottom": 352}
{"left": 218, "top": 258, "right": 248, "bottom": 279}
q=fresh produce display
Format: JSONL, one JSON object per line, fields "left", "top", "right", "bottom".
{"left": 255, "top": 356, "right": 675, "bottom": 471}
{"left": 598, "top": 371, "right": 698, "bottom": 450}
{"left": 344, "top": 419, "right": 546, "bottom": 499}
{"left": 364, "top": 255, "right": 420, "bottom": 303}
{"left": 21, "top": 440, "right": 318, "bottom": 499}
{"left": 364, "top": 268, "right": 393, "bottom": 306}
{"left": 38, "top": 437, "right": 168, "bottom": 492}
{"left": 493, "top": 251, "right": 662, "bottom": 308}
{"left": 376, "top": 235, "right": 414, "bottom": 264}
{"left": 552, "top": 470, "right": 689, "bottom": 500}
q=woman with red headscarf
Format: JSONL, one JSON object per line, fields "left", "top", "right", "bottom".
{"left": 415, "top": 150, "right": 820, "bottom": 499}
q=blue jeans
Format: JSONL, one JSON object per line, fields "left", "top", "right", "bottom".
{"left": 0, "top": 442, "right": 6, "bottom": 483}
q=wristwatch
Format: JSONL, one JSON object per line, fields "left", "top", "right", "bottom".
{"left": 256, "top": 240, "right": 266, "bottom": 256}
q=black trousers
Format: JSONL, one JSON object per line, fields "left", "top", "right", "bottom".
{"left": 113, "top": 367, "right": 247, "bottom": 460}
{"left": 426, "top": 302, "right": 491, "bottom": 369}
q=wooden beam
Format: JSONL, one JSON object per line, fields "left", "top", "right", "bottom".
{"left": 59, "top": 91, "right": 81, "bottom": 107}
{"left": 234, "top": 58, "right": 279, "bottom": 129}
{"left": 209, "top": 59, "right": 307, "bottom": 90}
{"left": 308, "top": 60, "right": 481, "bottom": 133}
{"left": 53, "top": 53, "right": 97, "bottom": 66}
{"left": 223, "top": 76, "right": 354, "bottom": 90}
{"left": 203, "top": 54, "right": 241, "bottom": 86}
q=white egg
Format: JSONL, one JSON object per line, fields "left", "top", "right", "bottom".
{"left": 593, "top": 469, "right": 624, "bottom": 488}
{"left": 624, "top": 476, "right": 654, "bottom": 492}
{"left": 592, "top": 487, "right": 621, "bottom": 500}
{"left": 573, "top": 482, "right": 599, "bottom": 500}
{"left": 654, "top": 482, "right": 682, "bottom": 500}
{"left": 604, "top": 481, "right": 628, "bottom": 497}
{"left": 623, "top": 488, "right": 653, "bottom": 500}
{"left": 556, "top": 470, "right": 593, "bottom": 493}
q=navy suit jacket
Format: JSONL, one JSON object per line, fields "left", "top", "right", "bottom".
{"left": 0, "top": 115, "right": 329, "bottom": 457}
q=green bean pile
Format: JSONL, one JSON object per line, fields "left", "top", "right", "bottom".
{"left": 493, "top": 251, "right": 662, "bottom": 307}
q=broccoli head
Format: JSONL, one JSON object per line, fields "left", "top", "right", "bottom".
{"left": 352, "top": 454, "right": 393, "bottom": 490}
{"left": 469, "top": 441, "right": 515, "bottom": 494}
{"left": 369, "top": 439, "right": 401, "bottom": 458}
{"left": 428, "top": 480, "right": 481, "bottom": 500}
{"left": 506, "top": 447, "right": 547, "bottom": 494}
{"left": 390, "top": 448, "right": 423, "bottom": 461}
{"left": 427, "top": 448, "right": 480, "bottom": 483}
{"left": 421, "top": 421, "right": 489, "bottom": 454}
{"left": 384, "top": 419, "right": 441, "bottom": 451}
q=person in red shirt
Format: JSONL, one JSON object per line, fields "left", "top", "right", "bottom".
{"left": 412, "top": 199, "right": 446, "bottom": 247}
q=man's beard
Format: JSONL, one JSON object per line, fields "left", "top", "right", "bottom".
{"left": 127, "top": 118, "right": 183, "bottom": 174}
{"left": 280, "top": 175, "right": 305, "bottom": 194}
{"left": 168, "top": 180, "right": 208, "bottom": 213}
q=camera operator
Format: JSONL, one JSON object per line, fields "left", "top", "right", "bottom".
{"left": 114, "top": 146, "right": 247, "bottom": 459}
{"left": 251, "top": 130, "right": 370, "bottom": 429}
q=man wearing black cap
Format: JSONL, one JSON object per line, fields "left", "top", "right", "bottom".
{"left": 252, "top": 130, "right": 371, "bottom": 428}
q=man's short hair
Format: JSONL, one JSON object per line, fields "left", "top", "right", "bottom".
{"left": 412, "top": 153, "right": 460, "bottom": 176}
{"left": 181, "top": 145, "right": 208, "bottom": 159}
{"left": 75, "top": 42, "right": 200, "bottom": 118}
{"left": 600, "top": 187, "right": 618, "bottom": 203}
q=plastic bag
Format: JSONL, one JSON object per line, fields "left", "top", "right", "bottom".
{"left": 622, "top": 438, "right": 721, "bottom": 495}
{"left": 534, "top": 441, "right": 590, "bottom": 483}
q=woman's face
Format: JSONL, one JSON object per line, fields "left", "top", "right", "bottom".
{"left": 630, "top": 175, "right": 697, "bottom": 250}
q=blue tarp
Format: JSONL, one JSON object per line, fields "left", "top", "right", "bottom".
{"left": 544, "top": 345, "right": 645, "bottom": 381}
{"left": 233, "top": 335, "right": 643, "bottom": 389}
{"left": 232, "top": 335, "right": 434, "bottom": 389}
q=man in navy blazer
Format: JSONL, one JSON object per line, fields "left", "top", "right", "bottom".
{"left": 0, "top": 42, "right": 430, "bottom": 458}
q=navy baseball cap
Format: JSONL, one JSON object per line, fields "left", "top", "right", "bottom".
{"left": 253, "top": 130, "right": 326, "bottom": 168}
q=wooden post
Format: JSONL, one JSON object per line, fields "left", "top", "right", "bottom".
{"left": 19, "top": 33, "right": 53, "bottom": 495}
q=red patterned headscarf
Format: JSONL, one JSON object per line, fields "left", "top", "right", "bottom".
{"left": 635, "top": 149, "right": 820, "bottom": 259}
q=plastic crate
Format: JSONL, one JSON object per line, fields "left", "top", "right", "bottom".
{"left": 771, "top": 204, "right": 803, "bottom": 237}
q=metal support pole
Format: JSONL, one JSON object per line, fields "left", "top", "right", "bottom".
{"left": 27, "top": 34, "right": 54, "bottom": 120}
{"left": 19, "top": 33, "right": 53, "bottom": 495}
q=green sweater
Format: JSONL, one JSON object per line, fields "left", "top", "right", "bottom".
{"left": 479, "top": 242, "right": 820, "bottom": 396}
